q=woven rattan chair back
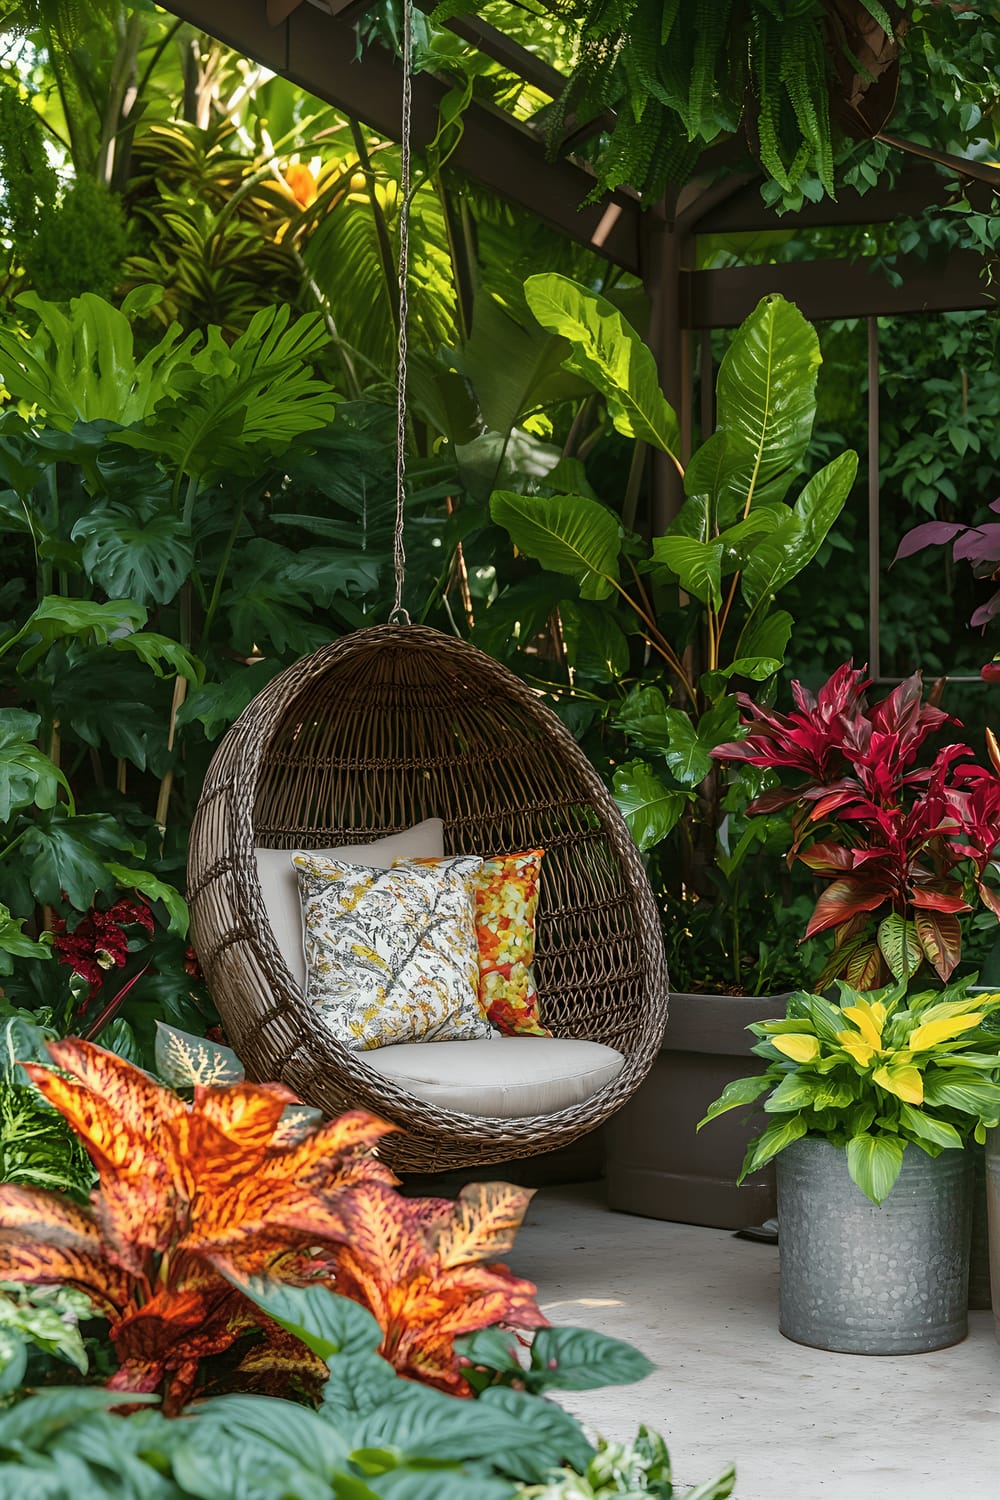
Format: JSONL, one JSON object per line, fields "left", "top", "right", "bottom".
{"left": 187, "top": 623, "right": 668, "bottom": 1171}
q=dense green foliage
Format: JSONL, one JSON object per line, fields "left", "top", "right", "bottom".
{"left": 0, "top": 1279, "right": 735, "bottom": 1497}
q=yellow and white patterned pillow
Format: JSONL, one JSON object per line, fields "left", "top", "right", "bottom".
{"left": 292, "top": 851, "right": 496, "bottom": 1051}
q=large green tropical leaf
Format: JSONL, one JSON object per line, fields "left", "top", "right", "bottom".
{"left": 524, "top": 274, "right": 681, "bottom": 462}
{"left": 712, "top": 293, "right": 822, "bottom": 520}
{"left": 490, "top": 491, "right": 622, "bottom": 600}
{"left": 115, "top": 305, "right": 338, "bottom": 483}
{"left": 0, "top": 710, "right": 71, "bottom": 820}
{"left": 611, "top": 760, "right": 689, "bottom": 851}
{"left": 732, "top": 608, "right": 794, "bottom": 671}
{"left": 454, "top": 290, "right": 581, "bottom": 437}
{"left": 16, "top": 808, "right": 140, "bottom": 910}
{"left": 651, "top": 534, "right": 724, "bottom": 608}
{"left": 0, "top": 287, "right": 193, "bottom": 430}
{"left": 558, "top": 600, "right": 630, "bottom": 679}
{"left": 456, "top": 427, "right": 562, "bottom": 505}
{"left": 740, "top": 450, "right": 858, "bottom": 610}
{"left": 72, "top": 502, "right": 192, "bottom": 606}
{"left": 519, "top": 1326, "right": 653, "bottom": 1394}
{"left": 233, "top": 1277, "right": 384, "bottom": 1363}
{"left": 0, "top": 597, "right": 147, "bottom": 671}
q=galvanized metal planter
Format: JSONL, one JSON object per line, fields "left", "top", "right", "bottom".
{"left": 986, "top": 1126, "right": 1000, "bottom": 1343}
{"left": 777, "top": 1137, "right": 974, "bottom": 1354}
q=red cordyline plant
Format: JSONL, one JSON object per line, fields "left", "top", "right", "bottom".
{"left": 711, "top": 663, "right": 1000, "bottom": 989}
{"left": 0, "top": 1040, "right": 544, "bottom": 1413}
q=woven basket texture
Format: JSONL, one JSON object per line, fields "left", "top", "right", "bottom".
{"left": 187, "top": 624, "right": 668, "bottom": 1171}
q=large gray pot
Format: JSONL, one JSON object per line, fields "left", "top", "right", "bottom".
{"left": 605, "top": 992, "right": 784, "bottom": 1228}
{"left": 777, "top": 1137, "right": 973, "bottom": 1354}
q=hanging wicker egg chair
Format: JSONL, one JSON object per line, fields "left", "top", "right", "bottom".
{"left": 186, "top": 623, "right": 668, "bottom": 1171}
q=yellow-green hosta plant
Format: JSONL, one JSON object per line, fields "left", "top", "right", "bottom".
{"left": 699, "top": 980, "right": 1000, "bottom": 1205}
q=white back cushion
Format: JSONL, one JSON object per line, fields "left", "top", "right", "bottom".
{"left": 255, "top": 818, "right": 445, "bottom": 987}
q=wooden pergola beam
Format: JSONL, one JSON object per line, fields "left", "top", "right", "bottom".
{"left": 683, "top": 248, "right": 993, "bottom": 328}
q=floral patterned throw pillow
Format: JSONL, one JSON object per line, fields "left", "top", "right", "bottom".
{"left": 293, "top": 852, "right": 496, "bottom": 1051}
{"left": 401, "top": 850, "right": 551, "bottom": 1038}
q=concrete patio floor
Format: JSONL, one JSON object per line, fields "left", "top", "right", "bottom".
{"left": 511, "top": 1182, "right": 999, "bottom": 1500}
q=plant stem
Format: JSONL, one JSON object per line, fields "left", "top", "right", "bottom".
{"left": 201, "top": 498, "right": 245, "bottom": 646}
{"left": 610, "top": 578, "right": 696, "bottom": 704}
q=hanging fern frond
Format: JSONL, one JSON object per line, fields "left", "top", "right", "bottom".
{"left": 537, "top": 0, "right": 900, "bottom": 201}
{"left": 686, "top": 0, "right": 735, "bottom": 142}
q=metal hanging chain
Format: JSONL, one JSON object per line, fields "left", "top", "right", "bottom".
{"left": 390, "top": 0, "right": 414, "bottom": 626}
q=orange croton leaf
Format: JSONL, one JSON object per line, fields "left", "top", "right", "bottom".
{"left": 432, "top": 1181, "right": 535, "bottom": 1268}
{"left": 2, "top": 1039, "right": 541, "bottom": 1411}
{"left": 329, "top": 1179, "right": 546, "bottom": 1394}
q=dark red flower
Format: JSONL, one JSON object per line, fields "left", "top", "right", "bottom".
{"left": 53, "top": 895, "right": 155, "bottom": 1001}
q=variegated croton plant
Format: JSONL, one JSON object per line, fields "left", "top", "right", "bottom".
{"left": 0, "top": 1039, "right": 544, "bottom": 1413}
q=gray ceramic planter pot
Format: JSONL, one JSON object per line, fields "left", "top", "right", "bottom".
{"left": 777, "top": 1137, "right": 973, "bottom": 1354}
{"left": 605, "top": 992, "right": 785, "bottom": 1228}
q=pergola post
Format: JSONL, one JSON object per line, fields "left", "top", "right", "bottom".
{"left": 640, "top": 201, "right": 687, "bottom": 536}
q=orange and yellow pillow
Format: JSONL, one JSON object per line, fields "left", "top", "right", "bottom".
{"left": 399, "top": 849, "right": 550, "bottom": 1038}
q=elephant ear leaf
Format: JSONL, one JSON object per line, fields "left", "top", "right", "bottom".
{"left": 713, "top": 294, "right": 822, "bottom": 519}
{"left": 524, "top": 273, "right": 681, "bottom": 465}
{"left": 490, "top": 491, "right": 622, "bottom": 600}
{"left": 611, "top": 760, "right": 690, "bottom": 852}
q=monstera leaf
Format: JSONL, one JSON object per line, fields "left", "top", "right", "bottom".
{"left": 0, "top": 287, "right": 191, "bottom": 430}
{"left": 0, "top": 710, "right": 71, "bottom": 821}
{"left": 115, "top": 305, "right": 338, "bottom": 484}
{"left": 524, "top": 274, "right": 681, "bottom": 464}
{"left": 72, "top": 502, "right": 193, "bottom": 607}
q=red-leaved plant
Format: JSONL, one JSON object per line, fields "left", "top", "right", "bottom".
{"left": 0, "top": 1040, "right": 544, "bottom": 1412}
{"left": 712, "top": 664, "right": 1000, "bottom": 989}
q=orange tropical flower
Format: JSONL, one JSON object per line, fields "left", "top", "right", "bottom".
{"left": 0, "top": 1040, "right": 544, "bottom": 1409}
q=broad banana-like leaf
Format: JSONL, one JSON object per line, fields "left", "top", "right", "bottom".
{"left": 524, "top": 274, "right": 681, "bottom": 463}
{"left": 740, "top": 450, "right": 858, "bottom": 610}
{"left": 611, "top": 760, "right": 689, "bottom": 852}
{"left": 713, "top": 294, "right": 822, "bottom": 520}
{"left": 490, "top": 491, "right": 622, "bottom": 600}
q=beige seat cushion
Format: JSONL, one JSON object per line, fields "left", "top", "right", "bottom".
{"left": 362, "top": 1036, "right": 625, "bottom": 1118}
{"left": 255, "top": 818, "right": 444, "bottom": 987}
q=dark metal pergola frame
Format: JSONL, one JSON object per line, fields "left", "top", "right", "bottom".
{"left": 164, "top": 0, "right": 1000, "bottom": 681}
